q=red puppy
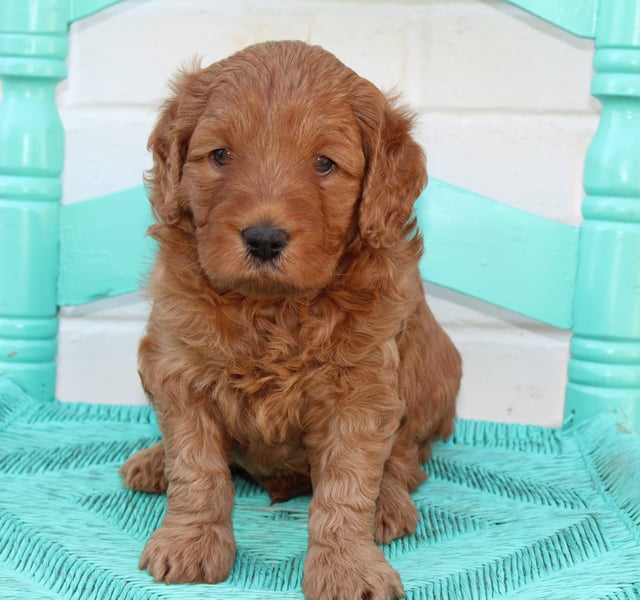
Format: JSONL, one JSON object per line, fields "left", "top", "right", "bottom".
{"left": 121, "top": 40, "right": 461, "bottom": 600}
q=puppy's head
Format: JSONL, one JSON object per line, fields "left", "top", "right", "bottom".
{"left": 147, "top": 41, "right": 426, "bottom": 297}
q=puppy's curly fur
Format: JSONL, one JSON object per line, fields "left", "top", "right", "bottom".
{"left": 121, "top": 40, "right": 461, "bottom": 600}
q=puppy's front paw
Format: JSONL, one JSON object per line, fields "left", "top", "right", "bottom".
{"left": 303, "top": 542, "right": 404, "bottom": 600}
{"left": 120, "top": 443, "right": 167, "bottom": 493}
{"left": 375, "top": 486, "right": 418, "bottom": 544}
{"left": 140, "top": 521, "right": 236, "bottom": 584}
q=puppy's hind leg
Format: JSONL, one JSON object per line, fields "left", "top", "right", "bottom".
{"left": 375, "top": 440, "right": 426, "bottom": 544}
{"left": 120, "top": 442, "right": 168, "bottom": 493}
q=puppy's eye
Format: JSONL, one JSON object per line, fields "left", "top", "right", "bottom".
{"left": 211, "top": 148, "right": 231, "bottom": 167}
{"left": 314, "top": 155, "right": 335, "bottom": 176}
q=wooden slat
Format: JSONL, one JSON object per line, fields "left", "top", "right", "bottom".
{"left": 416, "top": 179, "right": 579, "bottom": 329}
{"left": 68, "top": 0, "right": 123, "bottom": 23}
{"left": 59, "top": 180, "right": 580, "bottom": 328}
{"left": 505, "top": 0, "right": 598, "bottom": 38}
{"left": 58, "top": 186, "right": 155, "bottom": 306}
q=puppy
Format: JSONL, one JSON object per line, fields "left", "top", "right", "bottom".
{"left": 121, "top": 40, "right": 461, "bottom": 600}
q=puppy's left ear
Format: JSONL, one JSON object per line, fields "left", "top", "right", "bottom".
{"left": 354, "top": 86, "right": 427, "bottom": 248}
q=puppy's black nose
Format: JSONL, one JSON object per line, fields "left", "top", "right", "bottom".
{"left": 242, "top": 225, "right": 289, "bottom": 262}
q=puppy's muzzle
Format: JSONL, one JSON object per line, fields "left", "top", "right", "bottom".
{"left": 242, "top": 225, "right": 289, "bottom": 262}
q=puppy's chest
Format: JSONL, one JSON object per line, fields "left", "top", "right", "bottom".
{"left": 225, "top": 303, "right": 335, "bottom": 371}
{"left": 213, "top": 309, "right": 328, "bottom": 443}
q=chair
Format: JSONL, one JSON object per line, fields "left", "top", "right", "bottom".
{"left": 1, "top": 0, "right": 639, "bottom": 597}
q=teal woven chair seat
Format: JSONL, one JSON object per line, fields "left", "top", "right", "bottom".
{"left": 2, "top": 376, "right": 639, "bottom": 599}
{"left": 1, "top": 0, "right": 640, "bottom": 598}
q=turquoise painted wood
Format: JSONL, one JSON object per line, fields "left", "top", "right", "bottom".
{"left": 564, "top": 0, "right": 640, "bottom": 428}
{"left": 416, "top": 180, "right": 579, "bottom": 329}
{"left": 0, "top": 0, "right": 145, "bottom": 398}
{"left": 58, "top": 186, "right": 156, "bottom": 306}
{"left": 505, "top": 0, "right": 598, "bottom": 38}
{"left": 56, "top": 180, "right": 581, "bottom": 328}
{"left": 0, "top": 0, "right": 68, "bottom": 401}
{"left": 68, "top": 0, "right": 122, "bottom": 23}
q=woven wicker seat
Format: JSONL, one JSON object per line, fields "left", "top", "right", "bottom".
{"left": 1, "top": 0, "right": 639, "bottom": 598}
{"left": 2, "top": 377, "right": 639, "bottom": 598}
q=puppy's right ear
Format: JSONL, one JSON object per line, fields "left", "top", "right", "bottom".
{"left": 146, "top": 66, "right": 212, "bottom": 225}
{"left": 352, "top": 82, "right": 427, "bottom": 249}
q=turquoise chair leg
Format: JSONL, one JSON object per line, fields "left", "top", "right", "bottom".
{"left": 0, "top": 0, "right": 67, "bottom": 401}
{"left": 565, "top": 0, "right": 640, "bottom": 431}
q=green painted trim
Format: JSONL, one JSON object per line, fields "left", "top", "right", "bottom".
{"left": 58, "top": 178, "right": 581, "bottom": 328}
{"left": 58, "top": 186, "right": 156, "bottom": 306}
{"left": 417, "top": 179, "right": 579, "bottom": 329}
{"left": 0, "top": 0, "right": 67, "bottom": 402}
{"left": 565, "top": 383, "right": 640, "bottom": 430}
{"left": 564, "top": 0, "right": 640, "bottom": 430}
{"left": 68, "top": 0, "right": 124, "bottom": 23}
{"left": 505, "top": 0, "right": 598, "bottom": 38}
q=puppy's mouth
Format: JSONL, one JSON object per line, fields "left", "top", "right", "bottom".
{"left": 232, "top": 277, "right": 307, "bottom": 299}
{"left": 201, "top": 226, "right": 306, "bottom": 298}
{"left": 221, "top": 263, "right": 313, "bottom": 299}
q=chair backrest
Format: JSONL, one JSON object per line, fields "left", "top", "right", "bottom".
{"left": 1, "top": 0, "right": 639, "bottom": 431}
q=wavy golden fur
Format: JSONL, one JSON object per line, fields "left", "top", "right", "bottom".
{"left": 121, "top": 40, "right": 461, "bottom": 600}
